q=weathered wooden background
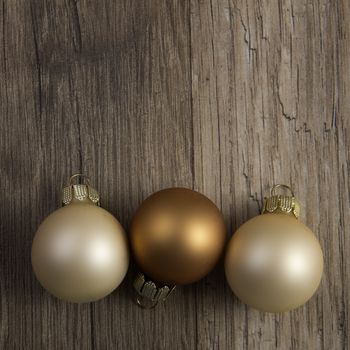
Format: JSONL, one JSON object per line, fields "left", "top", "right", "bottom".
{"left": 0, "top": 0, "right": 349, "bottom": 349}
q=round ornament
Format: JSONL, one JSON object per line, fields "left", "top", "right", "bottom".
{"left": 225, "top": 185, "right": 323, "bottom": 312}
{"left": 130, "top": 187, "right": 226, "bottom": 307}
{"left": 31, "top": 174, "right": 129, "bottom": 303}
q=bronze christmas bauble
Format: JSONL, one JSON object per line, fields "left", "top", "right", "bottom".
{"left": 225, "top": 186, "right": 324, "bottom": 312}
{"left": 130, "top": 188, "right": 226, "bottom": 285}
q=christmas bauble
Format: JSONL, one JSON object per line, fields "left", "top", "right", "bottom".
{"left": 131, "top": 188, "right": 226, "bottom": 286}
{"left": 31, "top": 175, "right": 129, "bottom": 303}
{"left": 225, "top": 185, "right": 323, "bottom": 312}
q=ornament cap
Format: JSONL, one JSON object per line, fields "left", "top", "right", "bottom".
{"left": 262, "top": 184, "right": 300, "bottom": 219}
{"left": 133, "top": 273, "right": 176, "bottom": 308}
{"left": 62, "top": 174, "right": 100, "bottom": 206}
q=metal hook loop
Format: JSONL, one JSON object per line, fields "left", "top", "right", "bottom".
{"left": 69, "top": 173, "right": 91, "bottom": 186}
{"left": 135, "top": 295, "right": 159, "bottom": 309}
{"left": 270, "top": 184, "right": 295, "bottom": 197}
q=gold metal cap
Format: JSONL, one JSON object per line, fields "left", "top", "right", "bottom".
{"left": 62, "top": 174, "right": 100, "bottom": 206}
{"left": 133, "top": 273, "right": 176, "bottom": 308}
{"left": 262, "top": 184, "right": 300, "bottom": 219}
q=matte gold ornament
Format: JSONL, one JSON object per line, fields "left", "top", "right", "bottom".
{"left": 31, "top": 174, "right": 129, "bottom": 303}
{"left": 130, "top": 188, "right": 226, "bottom": 307}
{"left": 225, "top": 185, "right": 324, "bottom": 312}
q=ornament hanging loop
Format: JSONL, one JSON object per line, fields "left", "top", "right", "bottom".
{"left": 270, "top": 184, "right": 295, "bottom": 197}
{"left": 135, "top": 294, "right": 159, "bottom": 309}
{"left": 263, "top": 184, "right": 300, "bottom": 219}
{"left": 62, "top": 174, "right": 100, "bottom": 206}
{"left": 133, "top": 273, "right": 176, "bottom": 309}
{"left": 69, "top": 173, "right": 91, "bottom": 186}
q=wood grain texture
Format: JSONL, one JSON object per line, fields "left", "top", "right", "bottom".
{"left": 0, "top": 0, "right": 349, "bottom": 349}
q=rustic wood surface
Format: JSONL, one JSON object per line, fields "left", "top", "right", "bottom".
{"left": 0, "top": 0, "right": 349, "bottom": 349}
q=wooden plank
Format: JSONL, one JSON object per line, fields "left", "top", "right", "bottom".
{"left": 190, "top": 0, "right": 350, "bottom": 349}
{"left": 0, "top": 1, "right": 93, "bottom": 349}
{"left": 68, "top": 1, "right": 195, "bottom": 349}
{"left": 0, "top": 0, "right": 349, "bottom": 349}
